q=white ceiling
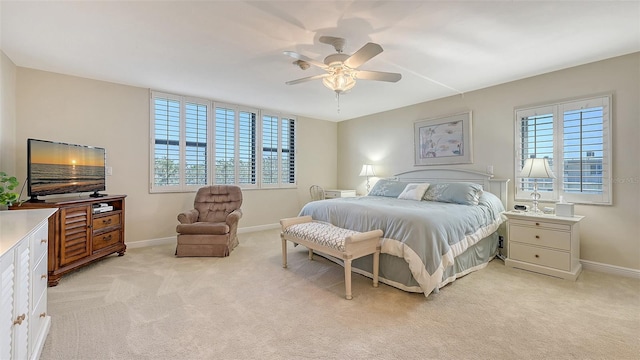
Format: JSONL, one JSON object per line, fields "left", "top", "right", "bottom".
{"left": 2, "top": 1, "right": 639, "bottom": 122}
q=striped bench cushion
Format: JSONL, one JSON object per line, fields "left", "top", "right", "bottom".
{"left": 283, "top": 221, "right": 360, "bottom": 252}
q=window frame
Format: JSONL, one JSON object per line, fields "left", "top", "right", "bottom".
{"left": 260, "top": 111, "right": 297, "bottom": 189}
{"left": 150, "top": 91, "right": 297, "bottom": 193}
{"left": 514, "top": 94, "right": 612, "bottom": 205}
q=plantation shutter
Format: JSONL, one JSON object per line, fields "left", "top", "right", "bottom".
{"left": 516, "top": 106, "right": 555, "bottom": 199}
{"left": 215, "top": 106, "right": 236, "bottom": 184}
{"left": 152, "top": 95, "right": 181, "bottom": 188}
{"left": 184, "top": 101, "right": 208, "bottom": 186}
{"left": 515, "top": 95, "right": 611, "bottom": 205}
{"left": 559, "top": 97, "right": 611, "bottom": 204}
{"left": 262, "top": 114, "right": 279, "bottom": 185}
{"left": 238, "top": 109, "right": 258, "bottom": 186}
{"left": 281, "top": 118, "right": 296, "bottom": 185}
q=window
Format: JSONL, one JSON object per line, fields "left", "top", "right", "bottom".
{"left": 215, "top": 104, "right": 258, "bottom": 187}
{"left": 150, "top": 91, "right": 296, "bottom": 192}
{"left": 261, "top": 113, "right": 296, "bottom": 187}
{"left": 515, "top": 95, "right": 612, "bottom": 205}
{"left": 151, "top": 93, "right": 210, "bottom": 192}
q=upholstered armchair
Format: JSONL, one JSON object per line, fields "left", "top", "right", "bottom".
{"left": 175, "top": 185, "right": 243, "bottom": 257}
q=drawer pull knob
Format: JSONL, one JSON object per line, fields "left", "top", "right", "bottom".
{"left": 535, "top": 222, "right": 540, "bottom": 226}
{"left": 535, "top": 235, "right": 540, "bottom": 239}
{"left": 103, "top": 219, "right": 112, "bottom": 225}
{"left": 41, "top": 274, "right": 47, "bottom": 280}
{"left": 13, "top": 314, "right": 26, "bottom": 326}
{"left": 103, "top": 235, "right": 112, "bottom": 241}
{"left": 40, "top": 239, "right": 47, "bottom": 244}
{"left": 40, "top": 312, "right": 47, "bottom": 318}
{"left": 535, "top": 254, "right": 540, "bottom": 258}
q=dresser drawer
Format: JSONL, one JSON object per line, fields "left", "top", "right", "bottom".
{"left": 93, "top": 213, "right": 121, "bottom": 231}
{"left": 509, "top": 225, "right": 571, "bottom": 250}
{"left": 93, "top": 229, "right": 121, "bottom": 252}
{"left": 30, "top": 224, "right": 49, "bottom": 265}
{"left": 510, "top": 242, "right": 571, "bottom": 271}
{"left": 30, "top": 288, "right": 47, "bottom": 352}
{"left": 32, "top": 255, "right": 48, "bottom": 307}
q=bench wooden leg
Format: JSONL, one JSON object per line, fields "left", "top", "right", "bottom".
{"left": 344, "top": 258, "right": 353, "bottom": 300}
{"left": 281, "top": 236, "right": 288, "bottom": 268}
{"left": 373, "top": 247, "right": 380, "bottom": 288}
{"left": 308, "top": 249, "right": 313, "bottom": 260}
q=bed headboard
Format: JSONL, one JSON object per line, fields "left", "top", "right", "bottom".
{"left": 393, "top": 168, "right": 510, "bottom": 209}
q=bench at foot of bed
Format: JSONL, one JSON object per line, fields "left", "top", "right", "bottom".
{"left": 279, "top": 215, "right": 382, "bottom": 300}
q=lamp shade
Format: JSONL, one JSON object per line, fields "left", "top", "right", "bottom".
{"left": 519, "top": 158, "right": 556, "bottom": 179}
{"left": 322, "top": 73, "right": 356, "bottom": 94}
{"left": 359, "top": 164, "right": 376, "bottom": 177}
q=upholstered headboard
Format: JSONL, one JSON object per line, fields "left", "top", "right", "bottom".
{"left": 393, "top": 168, "right": 510, "bottom": 209}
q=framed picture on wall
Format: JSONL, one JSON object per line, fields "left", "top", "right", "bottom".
{"left": 414, "top": 111, "right": 473, "bottom": 166}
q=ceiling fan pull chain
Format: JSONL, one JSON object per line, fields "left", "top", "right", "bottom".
{"left": 335, "top": 92, "right": 341, "bottom": 113}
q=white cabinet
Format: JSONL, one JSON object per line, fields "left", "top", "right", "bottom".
{"left": 0, "top": 209, "right": 55, "bottom": 360}
{"left": 504, "top": 211, "right": 584, "bottom": 280}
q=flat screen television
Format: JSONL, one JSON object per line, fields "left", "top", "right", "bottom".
{"left": 27, "top": 138, "right": 106, "bottom": 201}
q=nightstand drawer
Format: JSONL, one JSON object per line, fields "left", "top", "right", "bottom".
{"left": 509, "top": 218, "right": 571, "bottom": 231}
{"left": 510, "top": 242, "right": 571, "bottom": 271}
{"left": 509, "top": 225, "right": 571, "bottom": 250}
{"left": 325, "top": 189, "right": 356, "bottom": 198}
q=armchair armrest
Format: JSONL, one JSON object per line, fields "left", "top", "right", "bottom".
{"left": 177, "top": 209, "right": 199, "bottom": 224}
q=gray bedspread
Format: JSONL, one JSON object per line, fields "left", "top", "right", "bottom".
{"left": 298, "top": 192, "right": 505, "bottom": 297}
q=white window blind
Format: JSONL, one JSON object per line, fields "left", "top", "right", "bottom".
{"left": 281, "top": 117, "right": 296, "bottom": 185}
{"left": 261, "top": 114, "right": 296, "bottom": 187}
{"left": 515, "top": 95, "right": 612, "bottom": 205}
{"left": 184, "top": 102, "right": 208, "bottom": 186}
{"left": 262, "top": 115, "right": 279, "bottom": 185}
{"left": 151, "top": 93, "right": 210, "bottom": 192}
{"left": 150, "top": 91, "right": 295, "bottom": 192}
{"left": 153, "top": 96, "right": 181, "bottom": 188}
{"left": 214, "top": 106, "right": 236, "bottom": 185}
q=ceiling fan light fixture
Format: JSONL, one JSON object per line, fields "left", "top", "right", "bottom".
{"left": 322, "top": 72, "right": 356, "bottom": 93}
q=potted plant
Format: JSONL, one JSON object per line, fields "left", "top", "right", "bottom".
{"left": 0, "top": 171, "right": 20, "bottom": 207}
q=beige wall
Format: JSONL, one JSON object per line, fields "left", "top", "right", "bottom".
{"left": 0, "top": 51, "right": 17, "bottom": 173}
{"left": 13, "top": 68, "right": 337, "bottom": 243}
{"left": 338, "top": 53, "right": 640, "bottom": 270}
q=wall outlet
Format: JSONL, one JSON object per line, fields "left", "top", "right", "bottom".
{"left": 498, "top": 236, "right": 504, "bottom": 249}
{"left": 106, "top": 166, "right": 113, "bottom": 176}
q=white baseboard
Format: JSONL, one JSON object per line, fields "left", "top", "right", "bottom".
{"left": 126, "top": 227, "right": 640, "bottom": 280}
{"left": 125, "top": 223, "right": 281, "bottom": 249}
{"left": 581, "top": 259, "right": 640, "bottom": 279}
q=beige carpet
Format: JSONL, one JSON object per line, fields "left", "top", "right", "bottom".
{"left": 41, "top": 229, "right": 639, "bottom": 360}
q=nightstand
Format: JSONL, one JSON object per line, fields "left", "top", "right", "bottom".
{"left": 324, "top": 189, "right": 357, "bottom": 199}
{"left": 503, "top": 211, "right": 584, "bottom": 280}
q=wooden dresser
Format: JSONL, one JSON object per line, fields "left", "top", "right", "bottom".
{"left": 11, "top": 195, "right": 126, "bottom": 286}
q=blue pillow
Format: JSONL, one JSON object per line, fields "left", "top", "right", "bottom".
{"left": 368, "top": 179, "right": 409, "bottom": 197}
{"left": 423, "top": 182, "right": 484, "bottom": 205}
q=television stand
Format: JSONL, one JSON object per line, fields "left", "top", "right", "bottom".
{"left": 10, "top": 194, "right": 127, "bottom": 286}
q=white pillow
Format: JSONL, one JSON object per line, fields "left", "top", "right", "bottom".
{"left": 397, "top": 183, "right": 430, "bottom": 201}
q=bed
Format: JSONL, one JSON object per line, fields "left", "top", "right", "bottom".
{"left": 298, "top": 168, "right": 510, "bottom": 297}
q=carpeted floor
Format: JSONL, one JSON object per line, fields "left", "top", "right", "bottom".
{"left": 41, "top": 228, "right": 640, "bottom": 360}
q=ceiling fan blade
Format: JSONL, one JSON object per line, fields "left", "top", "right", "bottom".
{"left": 343, "top": 42, "right": 383, "bottom": 69}
{"left": 285, "top": 73, "right": 330, "bottom": 85}
{"left": 283, "top": 51, "right": 327, "bottom": 69}
{"left": 355, "top": 70, "right": 402, "bottom": 82}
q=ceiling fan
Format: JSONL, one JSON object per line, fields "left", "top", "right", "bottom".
{"left": 283, "top": 36, "right": 402, "bottom": 95}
